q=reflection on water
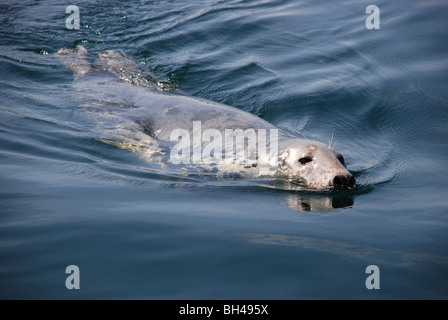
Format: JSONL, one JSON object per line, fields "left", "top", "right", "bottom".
{"left": 265, "top": 180, "right": 355, "bottom": 212}
{"left": 277, "top": 193, "right": 354, "bottom": 212}
{"left": 249, "top": 233, "right": 448, "bottom": 267}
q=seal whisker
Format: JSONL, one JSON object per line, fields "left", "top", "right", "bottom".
{"left": 328, "top": 131, "right": 338, "bottom": 149}
{"left": 297, "top": 131, "right": 308, "bottom": 140}
{"left": 328, "top": 132, "right": 332, "bottom": 148}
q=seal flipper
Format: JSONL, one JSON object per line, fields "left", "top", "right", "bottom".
{"left": 95, "top": 49, "right": 162, "bottom": 89}
{"left": 55, "top": 45, "right": 91, "bottom": 79}
{"left": 96, "top": 49, "right": 140, "bottom": 77}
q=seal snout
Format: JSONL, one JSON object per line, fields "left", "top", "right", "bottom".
{"left": 332, "top": 174, "right": 355, "bottom": 190}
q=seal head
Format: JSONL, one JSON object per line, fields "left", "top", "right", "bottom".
{"left": 278, "top": 139, "right": 355, "bottom": 190}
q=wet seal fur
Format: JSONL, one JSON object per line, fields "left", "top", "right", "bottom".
{"left": 56, "top": 45, "right": 355, "bottom": 190}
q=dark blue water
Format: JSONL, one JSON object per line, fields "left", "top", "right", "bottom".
{"left": 1, "top": 0, "right": 447, "bottom": 299}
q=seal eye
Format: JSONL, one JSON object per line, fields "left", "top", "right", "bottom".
{"left": 298, "top": 157, "right": 312, "bottom": 165}
{"left": 337, "top": 155, "right": 345, "bottom": 166}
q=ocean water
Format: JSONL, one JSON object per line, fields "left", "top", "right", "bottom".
{"left": 0, "top": 0, "right": 447, "bottom": 299}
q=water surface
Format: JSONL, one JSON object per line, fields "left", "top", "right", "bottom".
{"left": 1, "top": 0, "right": 447, "bottom": 299}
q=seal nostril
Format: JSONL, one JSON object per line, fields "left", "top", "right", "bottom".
{"left": 333, "top": 175, "right": 355, "bottom": 189}
{"left": 349, "top": 176, "right": 355, "bottom": 188}
{"left": 333, "top": 176, "right": 342, "bottom": 188}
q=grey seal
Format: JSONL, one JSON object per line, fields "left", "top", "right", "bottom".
{"left": 56, "top": 45, "right": 355, "bottom": 190}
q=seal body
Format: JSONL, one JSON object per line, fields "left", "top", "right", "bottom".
{"left": 56, "top": 46, "right": 355, "bottom": 190}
